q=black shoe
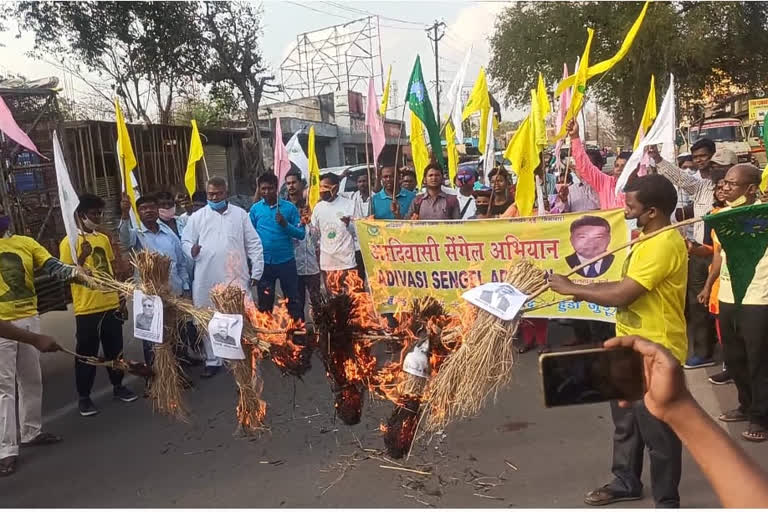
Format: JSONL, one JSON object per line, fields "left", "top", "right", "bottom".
{"left": 201, "top": 366, "right": 221, "bottom": 379}
{"left": 709, "top": 370, "right": 734, "bottom": 385}
{"left": 78, "top": 398, "right": 99, "bottom": 417}
{"left": 113, "top": 386, "right": 138, "bottom": 403}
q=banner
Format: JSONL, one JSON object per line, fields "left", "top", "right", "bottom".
{"left": 357, "top": 209, "right": 630, "bottom": 321}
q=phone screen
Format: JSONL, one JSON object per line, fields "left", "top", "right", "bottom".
{"left": 539, "top": 347, "right": 645, "bottom": 407}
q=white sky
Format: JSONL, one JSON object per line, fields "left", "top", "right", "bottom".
{"left": 0, "top": 1, "right": 525, "bottom": 121}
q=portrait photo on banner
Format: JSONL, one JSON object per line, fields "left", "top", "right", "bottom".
{"left": 133, "top": 289, "right": 164, "bottom": 343}
{"left": 209, "top": 312, "right": 245, "bottom": 360}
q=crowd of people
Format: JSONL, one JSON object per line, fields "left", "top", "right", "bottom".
{"left": 0, "top": 134, "right": 767, "bottom": 508}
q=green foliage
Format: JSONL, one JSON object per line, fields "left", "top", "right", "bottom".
{"left": 488, "top": 1, "right": 768, "bottom": 137}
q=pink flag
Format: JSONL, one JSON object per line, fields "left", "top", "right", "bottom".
{"left": 273, "top": 117, "right": 291, "bottom": 187}
{"left": 365, "top": 77, "right": 385, "bottom": 167}
{"left": 0, "top": 95, "right": 42, "bottom": 157}
{"left": 553, "top": 63, "right": 570, "bottom": 171}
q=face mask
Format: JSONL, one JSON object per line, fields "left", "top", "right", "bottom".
{"left": 208, "top": 199, "right": 227, "bottom": 211}
{"left": 83, "top": 218, "right": 100, "bottom": 231}
{"left": 158, "top": 207, "right": 175, "bottom": 221}
{"left": 726, "top": 195, "right": 748, "bottom": 208}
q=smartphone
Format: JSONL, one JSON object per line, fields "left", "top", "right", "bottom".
{"left": 539, "top": 347, "right": 645, "bottom": 407}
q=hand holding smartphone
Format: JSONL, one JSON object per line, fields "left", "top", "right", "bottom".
{"left": 539, "top": 347, "right": 645, "bottom": 407}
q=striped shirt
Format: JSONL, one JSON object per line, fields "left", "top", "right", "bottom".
{"left": 656, "top": 160, "right": 713, "bottom": 244}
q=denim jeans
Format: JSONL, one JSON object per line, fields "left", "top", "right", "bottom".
{"left": 257, "top": 259, "right": 302, "bottom": 321}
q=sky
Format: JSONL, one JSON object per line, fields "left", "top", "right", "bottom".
{"left": 0, "top": 1, "right": 522, "bottom": 121}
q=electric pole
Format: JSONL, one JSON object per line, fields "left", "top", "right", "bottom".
{"left": 426, "top": 20, "right": 446, "bottom": 122}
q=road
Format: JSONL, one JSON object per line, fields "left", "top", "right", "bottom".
{"left": 2, "top": 310, "right": 766, "bottom": 507}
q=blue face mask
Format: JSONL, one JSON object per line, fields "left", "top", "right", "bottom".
{"left": 208, "top": 199, "right": 227, "bottom": 211}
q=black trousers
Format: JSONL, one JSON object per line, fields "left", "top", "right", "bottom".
{"left": 719, "top": 302, "right": 768, "bottom": 427}
{"left": 573, "top": 320, "right": 616, "bottom": 345}
{"left": 257, "top": 259, "right": 302, "bottom": 321}
{"left": 296, "top": 273, "right": 322, "bottom": 322}
{"left": 606, "top": 400, "right": 682, "bottom": 507}
{"left": 75, "top": 309, "right": 124, "bottom": 398}
{"left": 355, "top": 250, "right": 366, "bottom": 284}
{"left": 687, "top": 254, "right": 717, "bottom": 359}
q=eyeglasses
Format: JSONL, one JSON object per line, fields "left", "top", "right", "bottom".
{"left": 722, "top": 180, "right": 756, "bottom": 189}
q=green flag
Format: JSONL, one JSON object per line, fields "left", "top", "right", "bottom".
{"left": 705, "top": 203, "right": 768, "bottom": 304}
{"left": 406, "top": 56, "right": 446, "bottom": 168}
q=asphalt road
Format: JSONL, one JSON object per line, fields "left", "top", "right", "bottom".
{"left": 2, "top": 311, "right": 766, "bottom": 507}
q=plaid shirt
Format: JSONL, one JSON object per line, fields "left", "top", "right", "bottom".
{"left": 656, "top": 160, "right": 713, "bottom": 243}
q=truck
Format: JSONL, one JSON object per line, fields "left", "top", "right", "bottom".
{"left": 682, "top": 117, "right": 755, "bottom": 165}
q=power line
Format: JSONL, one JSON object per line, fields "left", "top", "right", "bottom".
{"left": 322, "top": 1, "right": 425, "bottom": 26}
{"left": 426, "top": 20, "right": 447, "bottom": 123}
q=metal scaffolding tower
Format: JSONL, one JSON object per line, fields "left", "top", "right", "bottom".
{"left": 279, "top": 16, "right": 383, "bottom": 100}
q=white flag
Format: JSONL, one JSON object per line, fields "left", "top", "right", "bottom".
{"left": 616, "top": 75, "right": 676, "bottom": 194}
{"left": 53, "top": 130, "right": 80, "bottom": 261}
{"left": 445, "top": 45, "right": 473, "bottom": 143}
{"left": 482, "top": 108, "right": 495, "bottom": 184}
{"left": 285, "top": 129, "right": 309, "bottom": 183}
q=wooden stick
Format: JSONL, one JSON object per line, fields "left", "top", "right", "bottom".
{"left": 379, "top": 465, "right": 431, "bottom": 476}
{"left": 526, "top": 216, "right": 704, "bottom": 302}
{"left": 392, "top": 99, "right": 410, "bottom": 190}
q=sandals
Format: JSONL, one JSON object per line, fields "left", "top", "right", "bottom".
{"left": 20, "top": 432, "right": 62, "bottom": 447}
{"left": 719, "top": 408, "right": 748, "bottom": 423}
{"left": 0, "top": 456, "right": 17, "bottom": 477}
{"left": 742, "top": 424, "right": 768, "bottom": 443}
{"left": 584, "top": 486, "right": 641, "bottom": 506}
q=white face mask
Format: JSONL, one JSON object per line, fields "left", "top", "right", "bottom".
{"left": 82, "top": 218, "right": 100, "bottom": 231}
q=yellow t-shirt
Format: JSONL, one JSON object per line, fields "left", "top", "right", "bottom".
{"left": 616, "top": 228, "right": 688, "bottom": 364}
{"left": 0, "top": 235, "right": 52, "bottom": 321}
{"left": 715, "top": 203, "right": 768, "bottom": 305}
{"left": 59, "top": 232, "right": 120, "bottom": 315}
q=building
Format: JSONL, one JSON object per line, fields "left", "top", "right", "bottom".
{"left": 259, "top": 90, "right": 408, "bottom": 170}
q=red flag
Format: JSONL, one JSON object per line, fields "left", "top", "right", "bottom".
{"left": 0, "top": 95, "right": 42, "bottom": 157}
{"left": 273, "top": 117, "right": 291, "bottom": 187}
{"left": 365, "top": 78, "right": 385, "bottom": 167}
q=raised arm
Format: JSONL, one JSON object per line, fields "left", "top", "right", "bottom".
{"left": 118, "top": 218, "right": 139, "bottom": 252}
{"left": 568, "top": 121, "right": 612, "bottom": 195}
{"left": 283, "top": 204, "right": 305, "bottom": 240}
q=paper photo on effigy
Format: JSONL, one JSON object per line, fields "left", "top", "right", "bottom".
{"left": 462, "top": 282, "right": 527, "bottom": 321}
{"left": 209, "top": 312, "right": 245, "bottom": 360}
{"left": 133, "top": 289, "right": 163, "bottom": 343}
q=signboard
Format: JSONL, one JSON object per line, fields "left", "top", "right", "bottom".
{"left": 357, "top": 209, "right": 631, "bottom": 322}
{"left": 749, "top": 98, "right": 768, "bottom": 121}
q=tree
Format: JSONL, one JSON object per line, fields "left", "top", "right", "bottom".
{"left": 180, "top": 1, "right": 278, "bottom": 175}
{"left": 488, "top": 2, "right": 768, "bottom": 138}
{"left": 11, "top": 1, "right": 195, "bottom": 124}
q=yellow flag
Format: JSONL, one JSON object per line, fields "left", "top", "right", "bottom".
{"left": 761, "top": 164, "right": 768, "bottom": 193}
{"left": 446, "top": 121, "right": 459, "bottom": 188}
{"left": 555, "top": 1, "right": 650, "bottom": 96}
{"left": 185, "top": 120, "right": 204, "bottom": 197}
{"left": 379, "top": 65, "right": 392, "bottom": 116}
{"left": 308, "top": 125, "right": 321, "bottom": 209}
{"left": 410, "top": 111, "right": 430, "bottom": 188}
{"left": 555, "top": 28, "right": 594, "bottom": 139}
{"left": 462, "top": 67, "right": 492, "bottom": 152}
{"left": 532, "top": 73, "right": 550, "bottom": 149}
{"left": 504, "top": 115, "right": 539, "bottom": 217}
{"left": 114, "top": 98, "right": 139, "bottom": 221}
{"left": 633, "top": 75, "right": 657, "bottom": 150}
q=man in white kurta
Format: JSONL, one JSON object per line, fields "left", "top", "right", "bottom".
{"left": 181, "top": 178, "right": 264, "bottom": 375}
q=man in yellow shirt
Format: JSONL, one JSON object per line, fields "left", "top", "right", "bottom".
{"left": 59, "top": 194, "right": 137, "bottom": 417}
{"left": 550, "top": 174, "right": 688, "bottom": 507}
{"left": 0, "top": 212, "right": 83, "bottom": 477}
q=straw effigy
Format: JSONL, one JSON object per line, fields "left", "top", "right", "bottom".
{"left": 210, "top": 285, "right": 267, "bottom": 435}
{"left": 422, "top": 259, "right": 548, "bottom": 432}
{"left": 132, "top": 251, "right": 188, "bottom": 420}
